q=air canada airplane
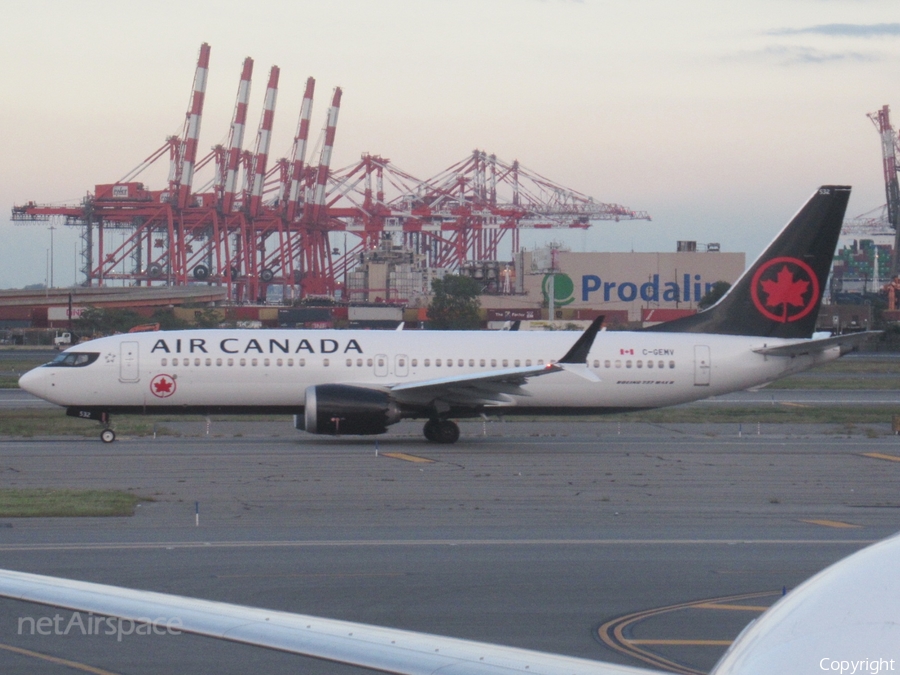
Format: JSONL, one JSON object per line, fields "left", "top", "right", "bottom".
{"left": 18, "top": 186, "right": 877, "bottom": 444}
{"left": 0, "top": 530, "right": 898, "bottom": 674}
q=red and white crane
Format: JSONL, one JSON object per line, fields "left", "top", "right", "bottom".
{"left": 10, "top": 43, "right": 650, "bottom": 302}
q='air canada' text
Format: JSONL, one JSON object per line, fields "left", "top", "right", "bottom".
{"left": 150, "top": 337, "right": 364, "bottom": 355}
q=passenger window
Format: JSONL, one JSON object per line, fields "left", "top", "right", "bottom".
{"left": 491, "top": 359, "right": 497, "bottom": 367}
{"left": 526, "top": 359, "right": 532, "bottom": 366}
{"left": 604, "top": 360, "right": 611, "bottom": 368}
{"left": 447, "top": 359, "right": 453, "bottom": 367}
{"left": 378, "top": 358, "right": 385, "bottom": 367}
{"left": 537, "top": 359, "right": 544, "bottom": 366}
{"left": 357, "top": 358, "right": 363, "bottom": 366}
{"left": 276, "top": 358, "right": 283, "bottom": 367}
{"left": 424, "top": 359, "right": 430, "bottom": 367}
{"left": 468, "top": 359, "right": 474, "bottom": 367}
{"left": 502, "top": 359, "right": 508, "bottom": 367}
{"left": 592, "top": 359, "right": 599, "bottom": 368}
{"left": 263, "top": 358, "right": 270, "bottom": 367}
{"left": 626, "top": 360, "right": 632, "bottom": 368}
{"left": 287, "top": 358, "right": 294, "bottom": 366}
{"left": 324, "top": 358, "right": 330, "bottom": 367}
{"left": 514, "top": 359, "right": 520, "bottom": 367}
{"left": 458, "top": 359, "right": 463, "bottom": 367}
{"left": 216, "top": 358, "right": 222, "bottom": 366}
{"left": 194, "top": 358, "right": 201, "bottom": 367}
{"left": 637, "top": 360, "right": 643, "bottom": 368}
{"left": 411, "top": 359, "right": 417, "bottom": 367}
{"left": 480, "top": 359, "right": 485, "bottom": 367}
{"left": 615, "top": 360, "right": 622, "bottom": 368}
{"left": 299, "top": 358, "right": 306, "bottom": 367}
{"left": 172, "top": 358, "right": 179, "bottom": 367}
{"left": 251, "top": 358, "right": 258, "bottom": 367}
{"left": 161, "top": 358, "right": 168, "bottom": 366}
{"left": 669, "top": 360, "right": 675, "bottom": 369}
{"left": 366, "top": 358, "right": 373, "bottom": 367}
{"left": 647, "top": 360, "right": 654, "bottom": 368}
{"left": 399, "top": 358, "right": 406, "bottom": 367}
{"left": 346, "top": 358, "right": 352, "bottom": 367}
{"left": 240, "top": 358, "right": 246, "bottom": 366}
{"left": 227, "top": 358, "right": 234, "bottom": 366}
{"left": 659, "top": 360, "right": 664, "bottom": 369}
{"left": 205, "top": 358, "right": 211, "bottom": 366}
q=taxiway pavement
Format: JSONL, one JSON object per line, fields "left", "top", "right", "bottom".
{"left": 0, "top": 423, "right": 898, "bottom": 674}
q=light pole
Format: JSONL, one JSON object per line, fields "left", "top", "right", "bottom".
{"left": 49, "top": 224, "right": 55, "bottom": 289}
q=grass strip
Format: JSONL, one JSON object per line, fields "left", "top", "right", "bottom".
{"left": 0, "top": 489, "right": 143, "bottom": 517}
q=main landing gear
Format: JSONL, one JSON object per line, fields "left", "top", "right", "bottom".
{"left": 423, "top": 419, "right": 460, "bottom": 444}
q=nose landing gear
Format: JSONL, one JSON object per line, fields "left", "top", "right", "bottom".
{"left": 99, "top": 412, "right": 115, "bottom": 443}
{"left": 423, "top": 419, "right": 460, "bottom": 444}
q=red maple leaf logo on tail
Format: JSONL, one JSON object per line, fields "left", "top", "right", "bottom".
{"left": 750, "top": 257, "right": 819, "bottom": 323}
{"left": 760, "top": 265, "right": 810, "bottom": 321}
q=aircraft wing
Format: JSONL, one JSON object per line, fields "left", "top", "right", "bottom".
{"left": 753, "top": 331, "right": 881, "bottom": 357}
{"left": 0, "top": 568, "right": 659, "bottom": 675}
{"left": 388, "top": 317, "right": 604, "bottom": 407}
{"left": 388, "top": 363, "right": 564, "bottom": 407}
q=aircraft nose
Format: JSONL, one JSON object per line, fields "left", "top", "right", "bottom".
{"left": 18, "top": 367, "right": 47, "bottom": 399}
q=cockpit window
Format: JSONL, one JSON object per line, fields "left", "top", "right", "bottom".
{"left": 45, "top": 352, "right": 100, "bottom": 368}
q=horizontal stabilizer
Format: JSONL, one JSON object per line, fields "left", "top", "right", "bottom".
{"left": 753, "top": 331, "right": 880, "bottom": 357}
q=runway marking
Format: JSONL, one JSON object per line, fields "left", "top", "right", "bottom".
{"left": 800, "top": 519, "right": 862, "bottom": 529}
{"left": 380, "top": 452, "right": 434, "bottom": 463}
{"left": 0, "top": 642, "right": 120, "bottom": 675}
{"left": 0, "top": 538, "right": 876, "bottom": 552}
{"left": 597, "top": 591, "right": 779, "bottom": 675}
{"left": 779, "top": 402, "right": 811, "bottom": 408}
{"left": 862, "top": 452, "right": 900, "bottom": 463}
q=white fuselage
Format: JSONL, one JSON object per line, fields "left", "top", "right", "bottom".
{"left": 20, "top": 329, "right": 839, "bottom": 415}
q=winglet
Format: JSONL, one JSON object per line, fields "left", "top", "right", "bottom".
{"left": 558, "top": 316, "right": 604, "bottom": 364}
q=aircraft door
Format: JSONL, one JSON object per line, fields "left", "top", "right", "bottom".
{"left": 120, "top": 341, "right": 140, "bottom": 383}
{"left": 374, "top": 354, "right": 388, "bottom": 377}
{"left": 395, "top": 354, "right": 409, "bottom": 378}
{"left": 693, "top": 345, "right": 710, "bottom": 386}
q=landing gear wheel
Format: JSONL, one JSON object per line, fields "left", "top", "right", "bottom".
{"left": 424, "top": 419, "right": 459, "bottom": 444}
{"left": 423, "top": 419, "right": 439, "bottom": 442}
{"left": 100, "top": 428, "right": 116, "bottom": 443}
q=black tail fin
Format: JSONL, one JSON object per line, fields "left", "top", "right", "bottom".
{"left": 643, "top": 186, "right": 850, "bottom": 338}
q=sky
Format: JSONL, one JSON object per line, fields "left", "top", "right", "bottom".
{"left": 0, "top": 0, "right": 898, "bottom": 289}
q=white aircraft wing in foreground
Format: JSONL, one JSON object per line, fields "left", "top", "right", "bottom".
{"left": 1, "top": 532, "right": 899, "bottom": 674}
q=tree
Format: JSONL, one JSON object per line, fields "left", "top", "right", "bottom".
{"left": 698, "top": 281, "right": 731, "bottom": 310}
{"left": 427, "top": 275, "right": 482, "bottom": 330}
{"left": 75, "top": 306, "right": 144, "bottom": 336}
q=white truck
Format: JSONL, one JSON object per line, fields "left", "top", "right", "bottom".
{"left": 53, "top": 332, "right": 73, "bottom": 348}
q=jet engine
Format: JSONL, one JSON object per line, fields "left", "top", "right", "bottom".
{"left": 296, "top": 384, "right": 402, "bottom": 435}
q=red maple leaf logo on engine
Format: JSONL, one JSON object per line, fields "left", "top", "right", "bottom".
{"left": 750, "top": 257, "right": 819, "bottom": 323}
{"left": 150, "top": 374, "right": 176, "bottom": 398}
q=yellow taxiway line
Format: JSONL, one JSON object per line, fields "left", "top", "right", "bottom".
{"left": 380, "top": 452, "right": 435, "bottom": 463}
{"left": 800, "top": 519, "right": 861, "bottom": 529}
{"left": 862, "top": 452, "right": 900, "bottom": 463}
{"left": 0, "top": 643, "right": 120, "bottom": 675}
